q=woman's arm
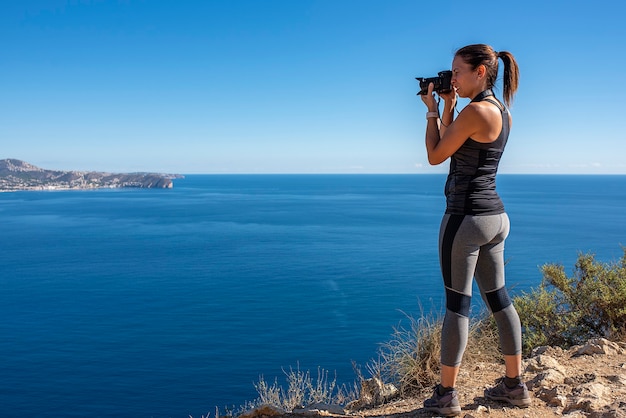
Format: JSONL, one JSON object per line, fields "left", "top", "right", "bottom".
{"left": 427, "top": 106, "right": 486, "bottom": 165}
{"left": 421, "top": 84, "right": 486, "bottom": 165}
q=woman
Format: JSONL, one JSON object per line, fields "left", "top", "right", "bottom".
{"left": 420, "top": 44, "right": 530, "bottom": 416}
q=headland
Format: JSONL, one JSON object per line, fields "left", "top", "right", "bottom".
{"left": 0, "top": 158, "right": 182, "bottom": 191}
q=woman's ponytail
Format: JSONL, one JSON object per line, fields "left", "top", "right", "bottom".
{"left": 497, "top": 51, "right": 519, "bottom": 107}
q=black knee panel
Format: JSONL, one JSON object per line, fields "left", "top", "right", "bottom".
{"left": 485, "top": 286, "right": 512, "bottom": 313}
{"left": 446, "top": 288, "right": 471, "bottom": 317}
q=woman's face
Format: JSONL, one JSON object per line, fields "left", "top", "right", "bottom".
{"left": 451, "top": 56, "right": 480, "bottom": 98}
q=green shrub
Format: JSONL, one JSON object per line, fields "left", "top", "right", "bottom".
{"left": 514, "top": 248, "right": 626, "bottom": 355}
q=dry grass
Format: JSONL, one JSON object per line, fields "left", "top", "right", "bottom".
{"left": 464, "top": 313, "right": 503, "bottom": 365}
{"left": 372, "top": 312, "right": 442, "bottom": 396}
{"left": 371, "top": 309, "right": 501, "bottom": 397}
{"left": 238, "top": 365, "right": 359, "bottom": 414}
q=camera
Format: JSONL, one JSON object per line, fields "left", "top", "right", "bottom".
{"left": 416, "top": 70, "right": 452, "bottom": 95}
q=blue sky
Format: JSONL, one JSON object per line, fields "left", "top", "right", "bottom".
{"left": 2, "top": 0, "right": 625, "bottom": 174}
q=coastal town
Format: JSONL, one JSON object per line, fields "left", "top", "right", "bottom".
{"left": 0, "top": 158, "right": 180, "bottom": 191}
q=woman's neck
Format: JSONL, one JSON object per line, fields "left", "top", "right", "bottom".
{"left": 467, "top": 83, "right": 490, "bottom": 100}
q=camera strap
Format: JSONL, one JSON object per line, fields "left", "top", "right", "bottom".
{"left": 471, "top": 89, "right": 494, "bottom": 103}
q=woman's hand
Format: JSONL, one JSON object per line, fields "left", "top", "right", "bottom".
{"left": 420, "top": 82, "right": 438, "bottom": 112}
{"left": 421, "top": 83, "right": 457, "bottom": 113}
{"left": 439, "top": 87, "right": 457, "bottom": 106}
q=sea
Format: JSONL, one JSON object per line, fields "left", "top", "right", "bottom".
{"left": 1, "top": 174, "right": 624, "bottom": 418}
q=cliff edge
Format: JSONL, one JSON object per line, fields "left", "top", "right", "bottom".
{"left": 241, "top": 338, "right": 626, "bottom": 418}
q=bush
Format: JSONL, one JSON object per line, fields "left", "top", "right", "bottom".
{"left": 514, "top": 248, "right": 626, "bottom": 355}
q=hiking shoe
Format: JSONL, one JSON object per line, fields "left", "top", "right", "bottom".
{"left": 484, "top": 378, "right": 531, "bottom": 407}
{"left": 423, "top": 384, "right": 461, "bottom": 416}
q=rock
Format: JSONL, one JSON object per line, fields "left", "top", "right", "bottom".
{"left": 604, "top": 401, "right": 626, "bottom": 417}
{"left": 540, "top": 368, "right": 567, "bottom": 385}
{"left": 576, "top": 338, "right": 624, "bottom": 356}
{"left": 519, "top": 339, "right": 626, "bottom": 417}
{"left": 606, "top": 374, "right": 626, "bottom": 385}
{"left": 549, "top": 394, "right": 567, "bottom": 407}
{"left": 565, "top": 373, "right": 597, "bottom": 386}
{"left": 238, "top": 404, "right": 285, "bottom": 418}
{"left": 475, "top": 405, "right": 489, "bottom": 413}
{"left": 293, "top": 403, "right": 345, "bottom": 415}
{"left": 525, "top": 354, "right": 567, "bottom": 374}
{"left": 537, "top": 385, "right": 569, "bottom": 405}
{"left": 569, "top": 382, "right": 609, "bottom": 411}
{"left": 345, "top": 377, "right": 398, "bottom": 410}
{"left": 531, "top": 345, "right": 565, "bottom": 357}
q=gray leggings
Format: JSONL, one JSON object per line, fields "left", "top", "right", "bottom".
{"left": 439, "top": 213, "right": 522, "bottom": 367}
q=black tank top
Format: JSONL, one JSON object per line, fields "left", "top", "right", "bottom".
{"left": 444, "top": 89, "right": 509, "bottom": 215}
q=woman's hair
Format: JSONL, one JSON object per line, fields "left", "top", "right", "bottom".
{"left": 455, "top": 44, "right": 519, "bottom": 106}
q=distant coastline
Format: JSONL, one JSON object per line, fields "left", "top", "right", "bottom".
{"left": 0, "top": 158, "right": 183, "bottom": 192}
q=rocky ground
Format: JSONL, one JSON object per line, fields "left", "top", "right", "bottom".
{"left": 242, "top": 338, "right": 626, "bottom": 418}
